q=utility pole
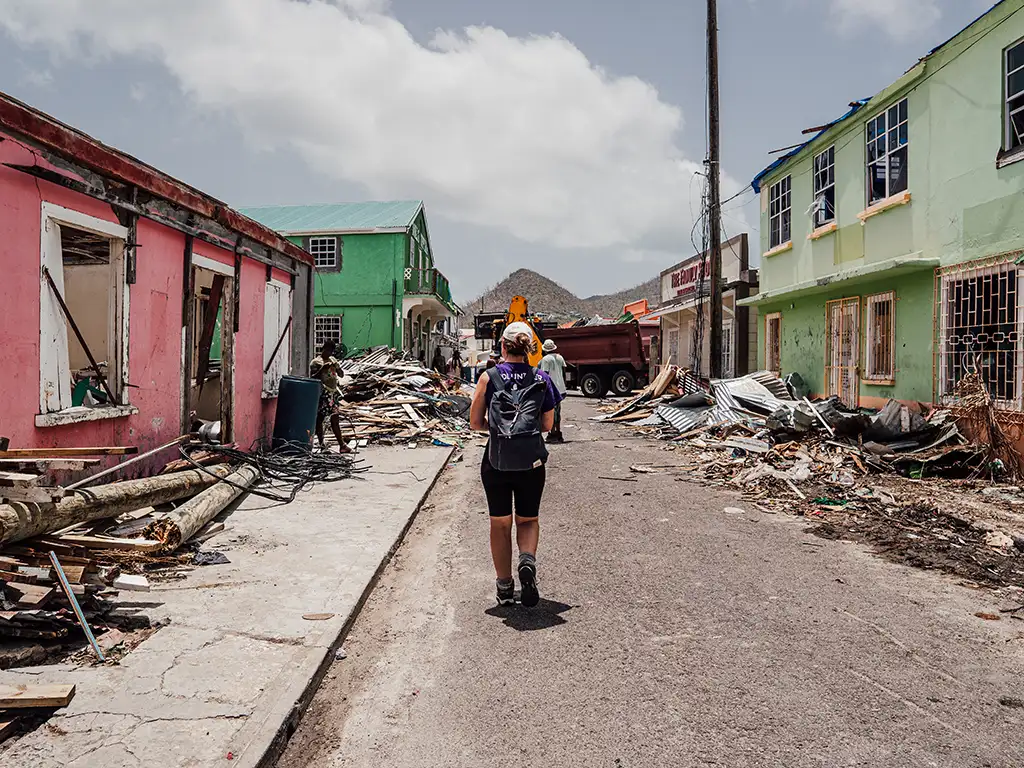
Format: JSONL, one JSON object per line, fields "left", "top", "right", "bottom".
{"left": 707, "top": 0, "right": 724, "bottom": 379}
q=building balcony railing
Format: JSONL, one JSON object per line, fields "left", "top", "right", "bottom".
{"left": 405, "top": 267, "right": 455, "bottom": 308}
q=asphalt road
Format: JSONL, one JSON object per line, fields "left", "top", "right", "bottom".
{"left": 280, "top": 396, "right": 1024, "bottom": 768}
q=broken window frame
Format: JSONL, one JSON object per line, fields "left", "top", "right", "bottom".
{"left": 864, "top": 291, "right": 896, "bottom": 384}
{"left": 308, "top": 236, "right": 340, "bottom": 270}
{"left": 768, "top": 176, "right": 791, "bottom": 249}
{"left": 936, "top": 255, "right": 1024, "bottom": 410}
{"left": 866, "top": 98, "right": 909, "bottom": 206}
{"left": 765, "top": 312, "right": 782, "bottom": 374}
{"left": 1005, "top": 39, "right": 1024, "bottom": 153}
{"left": 812, "top": 146, "right": 836, "bottom": 228}
{"left": 37, "top": 202, "right": 133, "bottom": 425}
{"left": 314, "top": 314, "right": 343, "bottom": 353}
{"left": 262, "top": 279, "right": 292, "bottom": 398}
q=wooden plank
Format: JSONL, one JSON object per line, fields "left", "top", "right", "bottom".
{"left": 0, "top": 570, "right": 38, "bottom": 584}
{"left": 1, "top": 486, "right": 66, "bottom": 503}
{"left": 0, "top": 458, "right": 100, "bottom": 472}
{"left": 0, "top": 683, "right": 76, "bottom": 709}
{"left": 5, "top": 583, "right": 54, "bottom": 608}
{"left": 54, "top": 534, "right": 163, "bottom": 553}
{"left": 0, "top": 472, "right": 42, "bottom": 488}
{"left": 0, "top": 718, "right": 19, "bottom": 743}
{"left": 0, "top": 447, "right": 138, "bottom": 458}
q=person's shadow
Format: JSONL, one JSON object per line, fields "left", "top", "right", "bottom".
{"left": 484, "top": 598, "right": 573, "bottom": 631}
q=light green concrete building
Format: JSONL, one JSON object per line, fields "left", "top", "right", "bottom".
{"left": 743, "top": 0, "right": 1024, "bottom": 411}
{"left": 241, "top": 201, "right": 460, "bottom": 360}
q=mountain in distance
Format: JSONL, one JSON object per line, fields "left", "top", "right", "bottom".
{"left": 463, "top": 268, "right": 661, "bottom": 324}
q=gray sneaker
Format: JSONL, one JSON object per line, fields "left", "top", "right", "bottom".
{"left": 496, "top": 579, "right": 515, "bottom": 606}
{"left": 518, "top": 561, "right": 539, "bottom": 608}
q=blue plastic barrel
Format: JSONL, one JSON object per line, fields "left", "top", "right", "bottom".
{"left": 272, "top": 376, "right": 322, "bottom": 453}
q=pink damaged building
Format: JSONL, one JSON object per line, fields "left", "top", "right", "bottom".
{"left": 0, "top": 92, "right": 316, "bottom": 474}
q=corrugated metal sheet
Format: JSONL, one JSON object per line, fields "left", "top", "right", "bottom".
{"left": 239, "top": 201, "right": 423, "bottom": 234}
{"left": 654, "top": 405, "right": 712, "bottom": 432}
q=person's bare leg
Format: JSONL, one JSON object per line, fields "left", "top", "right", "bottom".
{"left": 315, "top": 416, "right": 326, "bottom": 450}
{"left": 489, "top": 516, "right": 514, "bottom": 580}
{"left": 515, "top": 516, "right": 539, "bottom": 557}
{"left": 330, "top": 414, "right": 353, "bottom": 453}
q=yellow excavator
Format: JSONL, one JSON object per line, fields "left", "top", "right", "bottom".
{"left": 503, "top": 295, "right": 545, "bottom": 366}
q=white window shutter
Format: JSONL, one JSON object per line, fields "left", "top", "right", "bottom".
{"left": 263, "top": 282, "right": 292, "bottom": 396}
{"left": 39, "top": 219, "right": 72, "bottom": 413}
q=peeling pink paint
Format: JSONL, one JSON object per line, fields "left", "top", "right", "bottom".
{"left": 0, "top": 136, "right": 295, "bottom": 478}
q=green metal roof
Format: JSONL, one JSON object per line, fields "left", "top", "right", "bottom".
{"left": 239, "top": 200, "right": 423, "bottom": 234}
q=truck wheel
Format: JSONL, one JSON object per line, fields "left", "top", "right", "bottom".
{"left": 580, "top": 372, "right": 607, "bottom": 398}
{"left": 611, "top": 370, "right": 636, "bottom": 396}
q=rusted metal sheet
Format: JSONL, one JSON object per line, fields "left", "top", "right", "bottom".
{"left": 0, "top": 91, "right": 313, "bottom": 267}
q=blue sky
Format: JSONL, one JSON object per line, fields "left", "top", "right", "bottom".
{"left": 0, "top": 0, "right": 998, "bottom": 301}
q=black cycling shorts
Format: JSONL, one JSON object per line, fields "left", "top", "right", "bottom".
{"left": 481, "top": 451, "right": 546, "bottom": 519}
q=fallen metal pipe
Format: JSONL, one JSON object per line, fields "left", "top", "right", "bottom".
{"left": 65, "top": 436, "right": 191, "bottom": 490}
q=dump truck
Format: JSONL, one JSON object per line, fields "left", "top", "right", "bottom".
{"left": 542, "top": 322, "right": 649, "bottom": 398}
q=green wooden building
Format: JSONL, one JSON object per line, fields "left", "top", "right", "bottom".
{"left": 241, "top": 201, "right": 459, "bottom": 360}
{"left": 743, "top": 0, "right": 1024, "bottom": 413}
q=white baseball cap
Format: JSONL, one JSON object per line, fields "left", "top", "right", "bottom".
{"left": 502, "top": 321, "right": 534, "bottom": 341}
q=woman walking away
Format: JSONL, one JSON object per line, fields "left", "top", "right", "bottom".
{"left": 470, "top": 322, "right": 562, "bottom": 607}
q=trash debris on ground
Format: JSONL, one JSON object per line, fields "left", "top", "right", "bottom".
{"left": 596, "top": 366, "right": 1024, "bottom": 592}
{"left": 331, "top": 346, "right": 472, "bottom": 447}
{"left": 0, "top": 428, "right": 365, "bottom": 671}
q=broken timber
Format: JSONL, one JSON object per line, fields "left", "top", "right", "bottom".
{"left": 0, "top": 683, "right": 76, "bottom": 709}
{"left": 147, "top": 464, "right": 260, "bottom": 551}
{"left": 0, "top": 465, "right": 230, "bottom": 545}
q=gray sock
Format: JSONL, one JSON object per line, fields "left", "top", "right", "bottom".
{"left": 518, "top": 552, "right": 536, "bottom": 568}
{"left": 496, "top": 577, "right": 514, "bottom": 589}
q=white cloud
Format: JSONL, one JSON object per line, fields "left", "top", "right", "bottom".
{"left": 0, "top": 0, "right": 745, "bottom": 253}
{"left": 830, "top": 0, "right": 942, "bottom": 41}
{"left": 19, "top": 66, "right": 53, "bottom": 88}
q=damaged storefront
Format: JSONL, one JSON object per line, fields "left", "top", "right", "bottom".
{"left": 0, "top": 92, "right": 315, "bottom": 471}
{"left": 648, "top": 234, "right": 759, "bottom": 378}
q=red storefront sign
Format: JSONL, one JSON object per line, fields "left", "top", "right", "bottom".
{"left": 669, "top": 261, "right": 706, "bottom": 297}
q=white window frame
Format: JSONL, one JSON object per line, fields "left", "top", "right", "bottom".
{"left": 765, "top": 313, "right": 782, "bottom": 374}
{"left": 309, "top": 236, "right": 339, "bottom": 269}
{"left": 768, "top": 176, "right": 791, "bottom": 249}
{"left": 722, "top": 320, "right": 735, "bottom": 378}
{"left": 314, "top": 315, "right": 343, "bottom": 353}
{"left": 864, "top": 291, "right": 896, "bottom": 383}
{"left": 37, "top": 203, "right": 135, "bottom": 426}
{"left": 812, "top": 146, "right": 835, "bottom": 228}
{"left": 866, "top": 98, "right": 909, "bottom": 205}
{"left": 1005, "top": 39, "right": 1024, "bottom": 153}
{"left": 262, "top": 279, "right": 292, "bottom": 398}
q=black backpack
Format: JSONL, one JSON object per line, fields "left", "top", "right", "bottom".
{"left": 487, "top": 367, "right": 549, "bottom": 472}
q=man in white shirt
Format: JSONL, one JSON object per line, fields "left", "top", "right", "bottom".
{"left": 538, "top": 339, "right": 567, "bottom": 443}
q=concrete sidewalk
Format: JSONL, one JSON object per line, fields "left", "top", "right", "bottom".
{"left": 0, "top": 445, "right": 454, "bottom": 768}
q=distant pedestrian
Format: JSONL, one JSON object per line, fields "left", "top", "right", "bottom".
{"left": 449, "top": 348, "right": 463, "bottom": 380}
{"left": 309, "top": 340, "right": 352, "bottom": 454}
{"left": 431, "top": 347, "right": 447, "bottom": 375}
{"left": 469, "top": 322, "right": 562, "bottom": 607}
{"left": 538, "top": 339, "right": 567, "bottom": 443}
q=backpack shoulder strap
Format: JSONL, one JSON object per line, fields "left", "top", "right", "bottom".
{"left": 489, "top": 366, "right": 507, "bottom": 393}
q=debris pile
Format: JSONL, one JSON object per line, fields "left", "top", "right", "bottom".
{"left": 0, "top": 436, "right": 362, "bottom": 670}
{"left": 599, "top": 367, "right": 1024, "bottom": 591}
{"left": 600, "top": 367, "right": 996, "bottom": 481}
{"left": 334, "top": 346, "right": 472, "bottom": 446}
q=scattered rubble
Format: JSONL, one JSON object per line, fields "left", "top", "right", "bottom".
{"left": 597, "top": 366, "right": 1024, "bottom": 592}
{"left": 334, "top": 346, "right": 472, "bottom": 446}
